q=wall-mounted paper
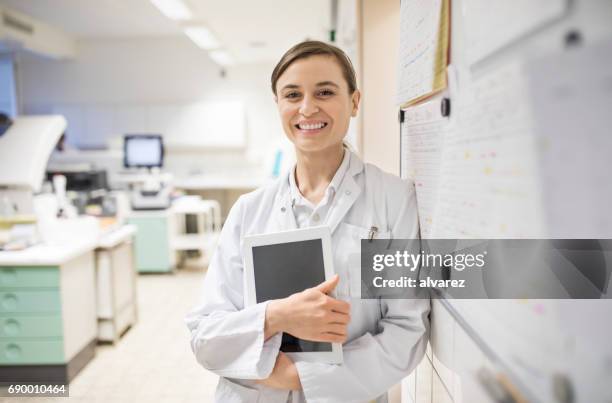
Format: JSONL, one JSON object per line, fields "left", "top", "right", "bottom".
{"left": 464, "top": 0, "right": 567, "bottom": 66}
{"left": 396, "top": 0, "right": 450, "bottom": 106}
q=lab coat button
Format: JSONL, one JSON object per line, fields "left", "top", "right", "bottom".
{"left": 345, "top": 190, "right": 351, "bottom": 195}
{"left": 281, "top": 207, "right": 286, "bottom": 213}
{"left": 312, "top": 213, "right": 320, "bottom": 222}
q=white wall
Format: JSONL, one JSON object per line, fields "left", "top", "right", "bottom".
{"left": 19, "top": 37, "right": 227, "bottom": 104}
{"left": 360, "top": 0, "right": 401, "bottom": 176}
{"left": 16, "top": 36, "right": 286, "bottom": 175}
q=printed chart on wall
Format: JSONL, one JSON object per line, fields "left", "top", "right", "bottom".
{"left": 400, "top": 97, "right": 448, "bottom": 238}
{"left": 430, "top": 62, "right": 546, "bottom": 239}
{"left": 401, "top": 62, "right": 546, "bottom": 240}
{"left": 396, "top": 0, "right": 450, "bottom": 106}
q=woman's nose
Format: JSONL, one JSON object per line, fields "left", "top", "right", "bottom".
{"left": 298, "top": 96, "right": 319, "bottom": 116}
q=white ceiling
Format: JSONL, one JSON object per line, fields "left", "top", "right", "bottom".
{"left": 0, "top": 0, "right": 331, "bottom": 64}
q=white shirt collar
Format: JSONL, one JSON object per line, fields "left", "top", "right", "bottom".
{"left": 289, "top": 149, "right": 351, "bottom": 208}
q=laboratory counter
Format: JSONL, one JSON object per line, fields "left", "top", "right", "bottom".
{"left": 0, "top": 225, "right": 138, "bottom": 383}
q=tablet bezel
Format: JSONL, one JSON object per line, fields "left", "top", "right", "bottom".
{"left": 243, "top": 226, "right": 343, "bottom": 364}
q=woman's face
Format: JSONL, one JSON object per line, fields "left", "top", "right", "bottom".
{"left": 275, "top": 55, "right": 360, "bottom": 154}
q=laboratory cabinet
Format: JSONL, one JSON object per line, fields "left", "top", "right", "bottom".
{"left": 95, "top": 225, "right": 138, "bottom": 343}
{"left": 0, "top": 251, "right": 97, "bottom": 383}
{"left": 128, "top": 210, "right": 175, "bottom": 273}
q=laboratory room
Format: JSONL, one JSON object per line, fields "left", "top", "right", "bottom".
{"left": 0, "top": 0, "right": 612, "bottom": 402}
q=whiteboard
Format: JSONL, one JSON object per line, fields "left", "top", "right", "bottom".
{"left": 398, "top": 1, "right": 612, "bottom": 401}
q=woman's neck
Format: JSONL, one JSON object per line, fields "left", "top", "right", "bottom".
{"left": 294, "top": 145, "right": 345, "bottom": 204}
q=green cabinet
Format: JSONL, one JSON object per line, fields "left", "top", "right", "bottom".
{"left": 0, "top": 267, "right": 59, "bottom": 288}
{"left": 0, "top": 339, "right": 64, "bottom": 364}
{"left": 0, "top": 315, "right": 63, "bottom": 338}
{"left": 0, "top": 290, "right": 61, "bottom": 314}
{"left": 0, "top": 266, "right": 64, "bottom": 365}
{"left": 128, "top": 215, "right": 174, "bottom": 273}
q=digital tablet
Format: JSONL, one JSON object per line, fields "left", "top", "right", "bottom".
{"left": 243, "top": 226, "right": 343, "bottom": 364}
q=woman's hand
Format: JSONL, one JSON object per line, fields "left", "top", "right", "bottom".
{"left": 265, "top": 274, "right": 351, "bottom": 343}
{"left": 257, "top": 352, "right": 301, "bottom": 390}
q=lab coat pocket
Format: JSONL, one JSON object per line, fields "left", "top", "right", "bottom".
{"left": 334, "top": 223, "right": 390, "bottom": 300}
{"left": 215, "top": 377, "right": 260, "bottom": 403}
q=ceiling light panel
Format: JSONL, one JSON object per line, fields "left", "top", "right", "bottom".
{"left": 184, "top": 26, "right": 221, "bottom": 50}
{"left": 209, "top": 50, "right": 234, "bottom": 66}
{"left": 150, "top": 0, "right": 193, "bottom": 21}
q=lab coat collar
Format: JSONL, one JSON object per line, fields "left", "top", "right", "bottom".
{"left": 326, "top": 151, "right": 362, "bottom": 234}
{"left": 273, "top": 171, "right": 298, "bottom": 231}
{"left": 274, "top": 150, "right": 364, "bottom": 234}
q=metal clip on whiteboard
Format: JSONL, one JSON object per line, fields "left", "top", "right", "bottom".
{"left": 441, "top": 98, "right": 451, "bottom": 117}
{"left": 446, "top": 63, "right": 461, "bottom": 124}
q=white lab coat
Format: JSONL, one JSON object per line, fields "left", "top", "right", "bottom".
{"left": 185, "top": 151, "right": 430, "bottom": 403}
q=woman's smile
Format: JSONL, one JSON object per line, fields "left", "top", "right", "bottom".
{"left": 294, "top": 120, "right": 330, "bottom": 136}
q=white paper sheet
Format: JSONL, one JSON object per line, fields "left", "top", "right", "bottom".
{"left": 464, "top": 0, "right": 567, "bottom": 65}
{"left": 526, "top": 39, "right": 612, "bottom": 238}
{"left": 400, "top": 97, "right": 448, "bottom": 238}
{"left": 431, "top": 62, "right": 546, "bottom": 238}
{"left": 396, "top": 0, "right": 449, "bottom": 105}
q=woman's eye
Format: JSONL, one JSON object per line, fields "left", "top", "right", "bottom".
{"left": 318, "top": 89, "right": 335, "bottom": 97}
{"left": 284, "top": 92, "right": 300, "bottom": 99}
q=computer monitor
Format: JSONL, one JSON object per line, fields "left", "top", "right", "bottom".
{"left": 123, "top": 134, "right": 164, "bottom": 168}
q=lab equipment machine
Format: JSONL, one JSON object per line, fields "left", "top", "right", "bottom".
{"left": 46, "top": 169, "right": 108, "bottom": 193}
{"left": 0, "top": 116, "right": 66, "bottom": 250}
{"left": 46, "top": 169, "right": 118, "bottom": 218}
{"left": 123, "top": 134, "right": 171, "bottom": 211}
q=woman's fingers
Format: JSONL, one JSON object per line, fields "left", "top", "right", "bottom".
{"left": 325, "top": 323, "right": 348, "bottom": 336}
{"left": 314, "top": 274, "right": 339, "bottom": 294}
{"left": 306, "top": 333, "right": 343, "bottom": 343}
{"left": 325, "top": 296, "right": 351, "bottom": 314}
{"left": 318, "top": 332, "right": 347, "bottom": 343}
{"left": 327, "top": 311, "right": 350, "bottom": 325}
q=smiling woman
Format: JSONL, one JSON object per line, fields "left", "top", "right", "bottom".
{"left": 186, "top": 40, "right": 430, "bottom": 403}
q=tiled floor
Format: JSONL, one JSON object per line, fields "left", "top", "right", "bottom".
{"left": 2, "top": 267, "right": 218, "bottom": 403}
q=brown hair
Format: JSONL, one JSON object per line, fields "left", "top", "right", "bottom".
{"left": 271, "top": 40, "right": 357, "bottom": 96}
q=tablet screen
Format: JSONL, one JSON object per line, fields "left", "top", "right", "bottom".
{"left": 252, "top": 239, "right": 332, "bottom": 353}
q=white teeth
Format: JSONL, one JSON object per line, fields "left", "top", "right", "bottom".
{"left": 298, "top": 122, "right": 326, "bottom": 130}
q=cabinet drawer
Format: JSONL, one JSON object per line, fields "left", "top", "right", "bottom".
{"left": 0, "top": 267, "right": 59, "bottom": 288}
{"left": 0, "top": 316, "right": 63, "bottom": 338}
{"left": 0, "top": 291, "right": 61, "bottom": 314}
{"left": 0, "top": 339, "right": 64, "bottom": 364}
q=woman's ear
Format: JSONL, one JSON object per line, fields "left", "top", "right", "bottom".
{"left": 273, "top": 95, "right": 278, "bottom": 103}
{"left": 351, "top": 90, "right": 361, "bottom": 117}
